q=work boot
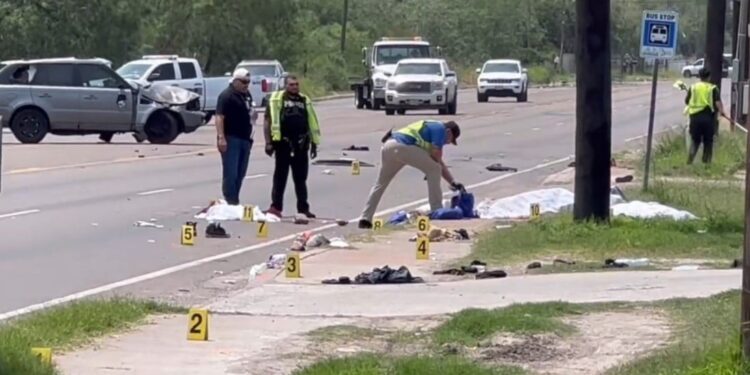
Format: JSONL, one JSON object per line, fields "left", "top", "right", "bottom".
{"left": 358, "top": 219, "right": 373, "bottom": 229}
{"left": 299, "top": 211, "right": 316, "bottom": 219}
{"left": 205, "top": 223, "right": 230, "bottom": 238}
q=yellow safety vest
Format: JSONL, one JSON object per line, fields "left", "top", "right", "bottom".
{"left": 394, "top": 120, "right": 431, "bottom": 151}
{"left": 686, "top": 82, "right": 716, "bottom": 115}
{"left": 269, "top": 90, "right": 321, "bottom": 145}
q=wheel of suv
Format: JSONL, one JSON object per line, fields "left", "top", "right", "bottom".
{"left": 385, "top": 108, "right": 395, "bottom": 116}
{"left": 11, "top": 108, "right": 49, "bottom": 144}
{"left": 396, "top": 109, "right": 406, "bottom": 115}
{"left": 145, "top": 111, "right": 179, "bottom": 144}
{"left": 683, "top": 70, "right": 691, "bottom": 78}
{"left": 448, "top": 91, "right": 458, "bottom": 115}
{"left": 517, "top": 87, "right": 528, "bottom": 103}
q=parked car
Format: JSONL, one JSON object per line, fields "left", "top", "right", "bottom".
{"left": 383, "top": 58, "right": 458, "bottom": 115}
{"left": 476, "top": 59, "right": 528, "bottom": 103}
{"left": 232, "top": 60, "right": 287, "bottom": 107}
{"left": 0, "top": 58, "right": 205, "bottom": 144}
{"left": 682, "top": 54, "right": 733, "bottom": 78}
{"left": 116, "top": 55, "right": 226, "bottom": 121}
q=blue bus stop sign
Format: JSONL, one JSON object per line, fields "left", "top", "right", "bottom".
{"left": 640, "top": 10, "right": 679, "bottom": 59}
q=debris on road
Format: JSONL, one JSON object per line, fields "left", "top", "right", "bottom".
{"left": 475, "top": 270, "right": 508, "bottom": 279}
{"left": 312, "top": 158, "right": 375, "bottom": 167}
{"left": 323, "top": 265, "right": 424, "bottom": 285}
{"left": 322, "top": 169, "right": 334, "bottom": 175}
{"left": 290, "top": 232, "right": 311, "bottom": 251}
{"left": 672, "top": 265, "right": 700, "bottom": 271}
{"left": 147, "top": 239, "right": 156, "bottom": 244}
{"left": 134, "top": 221, "right": 164, "bottom": 229}
{"left": 267, "top": 253, "right": 287, "bottom": 269}
{"left": 553, "top": 258, "right": 576, "bottom": 266}
{"left": 343, "top": 145, "right": 370, "bottom": 151}
{"left": 194, "top": 200, "right": 281, "bottom": 223}
{"left": 329, "top": 237, "right": 351, "bottom": 249}
{"left": 306, "top": 234, "right": 330, "bottom": 248}
{"left": 409, "top": 227, "right": 470, "bottom": 242}
{"left": 248, "top": 262, "right": 267, "bottom": 280}
{"left": 527, "top": 262, "right": 542, "bottom": 270}
{"left": 486, "top": 163, "right": 518, "bottom": 172}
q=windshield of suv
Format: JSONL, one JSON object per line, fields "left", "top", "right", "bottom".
{"left": 394, "top": 63, "right": 442, "bottom": 75}
{"left": 236, "top": 64, "right": 277, "bottom": 77}
{"left": 116, "top": 63, "right": 151, "bottom": 80}
{"left": 483, "top": 63, "right": 519, "bottom": 73}
{"left": 375, "top": 45, "right": 430, "bottom": 65}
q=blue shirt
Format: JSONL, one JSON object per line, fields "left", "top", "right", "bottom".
{"left": 392, "top": 121, "right": 446, "bottom": 149}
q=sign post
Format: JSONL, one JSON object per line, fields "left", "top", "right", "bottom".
{"left": 640, "top": 10, "right": 679, "bottom": 191}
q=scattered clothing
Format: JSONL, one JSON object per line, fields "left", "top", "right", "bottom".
{"left": 614, "top": 175, "right": 634, "bottom": 183}
{"left": 553, "top": 258, "right": 576, "bottom": 265}
{"left": 312, "top": 158, "right": 375, "bottom": 167}
{"left": 603, "top": 259, "right": 628, "bottom": 268}
{"left": 322, "top": 266, "right": 423, "bottom": 285}
{"left": 433, "top": 260, "right": 488, "bottom": 276}
{"left": 526, "top": 262, "right": 542, "bottom": 270}
{"left": 267, "top": 254, "right": 287, "bottom": 269}
{"left": 388, "top": 211, "right": 409, "bottom": 225}
{"left": 343, "top": 145, "right": 370, "bottom": 151}
{"left": 430, "top": 207, "right": 464, "bottom": 220}
{"left": 475, "top": 270, "right": 508, "bottom": 279}
{"left": 486, "top": 163, "right": 518, "bottom": 172}
{"left": 306, "top": 234, "right": 330, "bottom": 248}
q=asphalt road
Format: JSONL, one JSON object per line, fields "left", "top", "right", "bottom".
{"left": 0, "top": 82, "right": 694, "bottom": 316}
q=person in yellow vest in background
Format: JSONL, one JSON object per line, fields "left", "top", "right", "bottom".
{"left": 685, "top": 68, "right": 727, "bottom": 164}
{"left": 358, "top": 120, "right": 463, "bottom": 229}
{"left": 263, "top": 75, "right": 321, "bottom": 218}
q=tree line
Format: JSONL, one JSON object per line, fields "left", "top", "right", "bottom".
{"left": 0, "top": 0, "right": 719, "bottom": 93}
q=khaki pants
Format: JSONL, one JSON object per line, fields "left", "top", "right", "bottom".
{"left": 361, "top": 139, "right": 443, "bottom": 221}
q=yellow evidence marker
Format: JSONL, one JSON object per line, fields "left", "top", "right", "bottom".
{"left": 352, "top": 160, "right": 361, "bottom": 175}
{"left": 243, "top": 205, "right": 254, "bottom": 222}
{"left": 530, "top": 203, "right": 541, "bottom": 219}
{"left": 187, "top": 308, "right": 209, "bottom": 341}
{"left": 416, "top": 215, "right": 430, "bottom": 233}
{"left": 257, "top": 221, "right": 269, "bottom": 238}
{"left": 416, "top": 235, "right": 430, "bottom": 260}
{"left": 181, "top": 224, "right": 195, "bottom": 246}
{"left": 286, "top": 252, "right": 301, "bottom": 278}
{"left": 373, "top": 218, "right": 384, "bottom": 231}
{"left": 31, "top": 348, "right": 52, "bottom": 366}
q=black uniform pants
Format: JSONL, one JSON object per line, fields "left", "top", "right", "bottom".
{"left": 688, "top": 111, "right": 716, "bottom": 164}
{"left": 271, "top": 140, "right": 310, "bottom": 213}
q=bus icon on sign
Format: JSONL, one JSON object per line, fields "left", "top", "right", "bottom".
{"left": 650, "top": 24, "right": 669, "bottom": 45}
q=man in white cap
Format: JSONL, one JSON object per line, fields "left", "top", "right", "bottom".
{"left": 215, "top": 68, "right": 256, "bottom": 205}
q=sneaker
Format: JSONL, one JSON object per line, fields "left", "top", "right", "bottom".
{"left": 358, "top": 219, "right": 373, "bottom": 229}
{"left": 299, "top": 211, "right": 316, "bottom": 219}
{"left": 265, "top": 206, "right": 282, "bottom": 218}
{"left": 205, "top": 223, "right": 230, "bottom": 238}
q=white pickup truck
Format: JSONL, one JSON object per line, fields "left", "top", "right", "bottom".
{"left": 116, "top": 55, "right": 227, "bottom": 121}
{"left": 232, "top": 60, "right": 287, "bottom": 108}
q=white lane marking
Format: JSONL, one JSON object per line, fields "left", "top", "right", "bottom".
{"left": 624, "top": 124, "right": 681, "bottom": 143}
{"left": 137, "top": 188, "right": 175, "bottom": 196}
{"left": 0, "top": 209, "right": 41, "bottom": 220}
{"left": 245, "top": 174, "right": 268, "bottom": 180}
{"left": 0, "top": 156, "right": 572, "bottom": 322}
{"left": 532, "top": 128, "right": 540, "bottom": 131}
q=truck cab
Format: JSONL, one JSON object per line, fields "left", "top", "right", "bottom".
{"left": 351, "top": 37, "right": 440, "bottom": 110}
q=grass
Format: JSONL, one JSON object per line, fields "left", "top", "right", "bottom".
{"left": 432, "top": 302, "right": 581, "bottom": 347}
{"left": 0, "top": 298, "right": 182, "bottom": 375}
{"left": 647, "top": 129, "right": 745, "bottom": 179}
{"left": 293, "top": 354, "right": 527, "bottom": 375}
{"left": 608, "top": 291, "right": 750, "bottom": 375}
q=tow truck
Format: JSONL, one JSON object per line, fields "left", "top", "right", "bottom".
{"left": 350, "top": 37, "right": 440, "bottom": 110}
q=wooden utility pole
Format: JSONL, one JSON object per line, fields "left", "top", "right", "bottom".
{"left": 705, "top": 0, "right": 727, "bottom": 89}
{"left": 573, "top": 0, "right": 611, "bottom": 222}
{"left": 340, "top": 0, "right": 349, "bottom": 53}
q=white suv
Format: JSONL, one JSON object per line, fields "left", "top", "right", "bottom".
{"left": 384, "top": 58, "right": 458, "bottom": 115}
{"left": 476, "top": 59, "right": 528, "bottom": 103}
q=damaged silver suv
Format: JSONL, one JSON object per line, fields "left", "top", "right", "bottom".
{"left": 0, "top": 58, "right": 205, "bottom": 144}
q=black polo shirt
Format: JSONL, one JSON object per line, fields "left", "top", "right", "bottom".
{"left": 216, "top": 85, "right": 253, "bottom": 140}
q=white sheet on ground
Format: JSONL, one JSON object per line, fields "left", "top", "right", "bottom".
{"left": 477, "top": 188, "right": 695, "bottom": 221}
{"left": 477, "top": 188, "right": 624, "bottom": 219}
{"left": 194, "top": 200, "right": 280, "bottom": 222}
{"left": 611, "top": 201, "right": 697, "bottom": 220}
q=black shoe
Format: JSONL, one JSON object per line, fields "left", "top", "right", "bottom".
{"left": 358, "top": 219, "right": 373, "bottom": 229}
{"left": 206, "top": 223, "right": 230, "bottom": 238}
{"left": 299, "top": 211, "right": 316, "bottom": 219}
